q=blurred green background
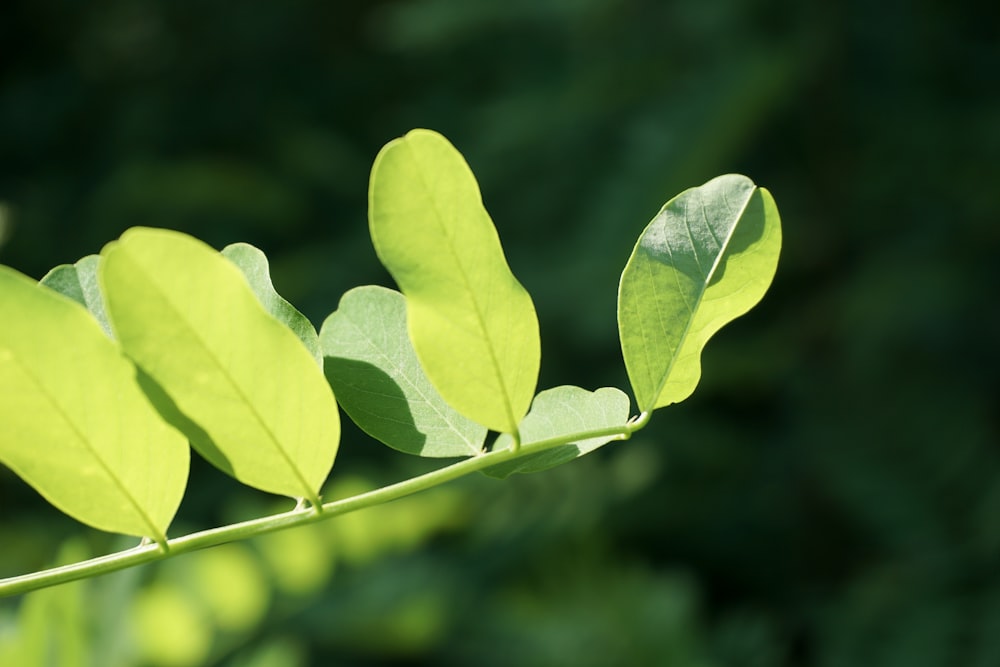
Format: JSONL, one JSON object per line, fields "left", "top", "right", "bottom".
{"left": 1, "top": 0, "right": 998, "bottom": 665}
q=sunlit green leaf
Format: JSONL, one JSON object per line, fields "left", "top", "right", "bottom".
{"left": 618, "top": 174, "right": 781, "bottom": 412}
{"left": 39, "top": 255, "right": 112, "bottom": 336}
{"left": 485, "top": 386, "right": 631, "bottom": 478}
{"left": 320, "top": 285, "right": 486, "bottom": 457}
{"left": 368, "top": 129, "right": 540, "bottom": 435}
{"left": 0, "top": 265, "right": 188, "bottom": 541}
{"left": 221, "top": 242, "right": 321, "bottom": 365}
{"left": 100, "top": 227, "right": 339, "bottom": 503}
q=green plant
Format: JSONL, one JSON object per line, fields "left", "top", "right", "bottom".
{"left": 0, "top": 129, "right": 781, "bottom": 597}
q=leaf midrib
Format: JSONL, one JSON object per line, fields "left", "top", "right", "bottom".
{"left": 400, "top": 139, "right": 520, "bottom": 433}
{"left": 3, "top": 348, "right": 163, "bottom": 541}
{"left": 116, "top": 247, "right": 316, "bottom": 501}
{"left": 646, "top": 185, "right": 756, "bottom": 410}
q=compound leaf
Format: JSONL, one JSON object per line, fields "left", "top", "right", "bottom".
{"left": 368, "top": 129, "right": 540, "bottom": 435}
{"left": 100, "top": 227, "right": 339, "bottom": 504}
{"left": 0, "top": 265, "right": 188, "bottom": 542}
{"left": 221, "top": 242, "right": 321, "bottom": 365}
{"left": 320, "top": 285, "right": 486, "bottom": 457}
{"left": 485, "top": 386, "right": 631, "bottom": 479}
{"left": 618, "top": 174, "right": 781, "bottom": 412}
{"left": 39, "top": 255, "right": 112, "bottom": 336}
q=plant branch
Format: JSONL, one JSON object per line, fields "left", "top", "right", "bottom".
{"left": 0, "top": 417, "right": 647, "bottom": 598}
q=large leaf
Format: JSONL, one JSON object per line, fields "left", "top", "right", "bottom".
{"left": 0, "top": 265, "right": 188, "bottom": 542}
{"left": 39, "top": 255, "right": 112, "bottom": 336}
{"left": 221, "top": 242, "right": 321, "bottom": 365}
{"left": 368, "top": 129, "right": 540, "bottom": 435}
{"left": 100, "top": 227, "right": 339, "bottom": 503}
{"left": 320, "top": 285, "right": 487, "bottom": 458}
{"left": 618, "top": 174, "right": 781, "bottom": 412}
{"left": 485, "top": 386, "right": 631, "bottom": 479}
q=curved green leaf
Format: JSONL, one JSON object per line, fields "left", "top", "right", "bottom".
{"left": 618, "top": 174, "right": 781, "bottom": 412}
{"left": 39, "top": 255, "right": 112, "bottom": 336}
{"left": 320, "top": 285, "right": 487, "bottom": 458}
{"left": 221, "top": 242, "right": 321, "bottom": 365}
{"left": 0, "top": 265, "right": 188, "bottom": 542}
{"left": 485, "top": 386, "right": 631, "bottom": 479}
{"left": 368, "top": 129, "right": 540, "bottom": 435}
{"left": 100, "top": 228, "right": 339, "bottom": 504}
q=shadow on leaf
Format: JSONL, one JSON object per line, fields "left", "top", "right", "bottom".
{"left": 323, "top": 356, "right": 427, "bottom": 455}
{"left": 135, "top": 368, "right": 233, "bottom": 477}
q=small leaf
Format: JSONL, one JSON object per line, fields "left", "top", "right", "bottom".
{"left": 100, "top": 228, "right": 339, "bottom": 503}
{"left": 320, "top": 285, "right": 487, "bottom": 457}
{"left": 39, "top": 255, "right": 112, "bottom": 336}
{"left": 368, "top": 129, "right": 540, "bottom": 435}
{"left": 221, "top": 242, "right": 321, "bottom": 365}
{"left": 0, "top": 265, "right": 188, "bottom": 542}
{"left": 484, "top": 386, "right": 631, "bottom": 479}
{"left": 618, "top": 174, "right": 781, "bottom": 412}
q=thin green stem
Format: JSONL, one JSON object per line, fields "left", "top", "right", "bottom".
{"left": 0, "top": 416, "right": 648, "bottom": 598}
{"left": 509, "top": 429, "right": 521, "bottom": 453}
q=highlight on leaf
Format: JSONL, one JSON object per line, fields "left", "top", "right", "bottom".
{"left": 320, "top": 285, "right": 487, "bottom": 458}
{"left": 100, "top": 227, "right": 340, "bottom": 505}
{"left": 0, "top": 265, "right": 189, "bottom": 544}
{"left": 617, "top": 174, "right": 781, "bottom": 413}
{"left": 368, "top": 129, "right": 540, "bottom": 436}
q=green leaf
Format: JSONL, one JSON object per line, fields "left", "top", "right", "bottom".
{"left": 484, "top": 386, "right": 631, "bottom": 479}
{"left": 320, "top": 285, "right": 487, "bottom": 458}
{"left": 39, "top": 255, "right": 112, "bottom": 336}
{"left": 618, "top": 174, "right": 781, "bottom": 412}
{"left": 368, "top": 129, "right": 540, "bottom": 435}
{"left": 100, "top": 227, "right": 339, "bottom": 504}
{"left": 0, "top": 265, "right": 188, "bottom": 542}
{"left": 221, "top": 242, "right": 321, "bottom": 365}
